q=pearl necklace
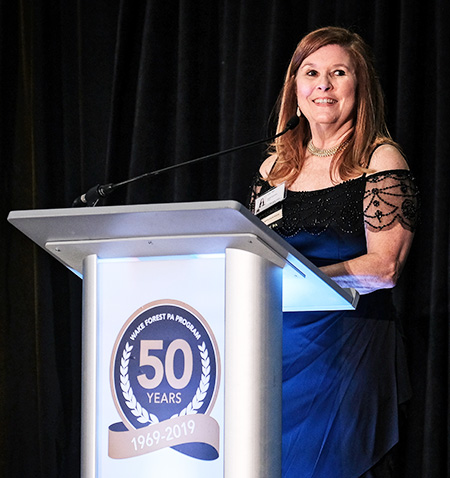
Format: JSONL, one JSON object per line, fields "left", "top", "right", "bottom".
{"left": 307, "top": 139, "right": 350, "bottom": 157}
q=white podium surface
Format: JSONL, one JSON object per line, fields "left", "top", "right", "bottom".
{"left": 8, "top": 201, "right": 358, "bottom": 478}
{"left": 8, "top": 200, "right": 358, "bottom": 312}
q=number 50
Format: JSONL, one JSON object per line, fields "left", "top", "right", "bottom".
{"left": 137, "top": 339, "right": 193, "bottom": 389}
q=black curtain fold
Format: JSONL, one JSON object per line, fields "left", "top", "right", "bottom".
{"left": 2, "top": 1, "right": 450, "bottom": 476}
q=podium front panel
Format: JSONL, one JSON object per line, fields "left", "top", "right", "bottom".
{"left": 82, "top": 254, "right": 225, "bottom": 477}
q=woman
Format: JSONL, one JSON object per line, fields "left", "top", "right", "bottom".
{"left": 249, "top": 27, "right": 419, "bottom": 477}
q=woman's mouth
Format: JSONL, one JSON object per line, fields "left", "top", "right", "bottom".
{"left": 313, "top": 98, "right": 337, "bottom": 104}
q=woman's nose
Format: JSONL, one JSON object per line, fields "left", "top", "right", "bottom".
{"left": 317, "top": 81, "right": 332, "bottom": 91}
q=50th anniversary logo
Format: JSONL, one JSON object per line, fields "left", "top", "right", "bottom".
{"left": 109, "top": 300, "right": 221, "bottom": 461}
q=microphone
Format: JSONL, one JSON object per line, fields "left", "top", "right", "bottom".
{"left": 72, "top": 115, "right": 300, "bottom": 207}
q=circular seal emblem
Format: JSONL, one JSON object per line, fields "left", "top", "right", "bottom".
{"left": 110, "top": 300, "right": 220, "bottom": 431}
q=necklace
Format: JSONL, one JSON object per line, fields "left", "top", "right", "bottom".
{"left": 307, "top": 139, "right": 350, "bottom": 157}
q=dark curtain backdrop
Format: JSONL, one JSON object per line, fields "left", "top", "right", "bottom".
{"left": 2, "top": 1, "right": 449, "bottom": 476}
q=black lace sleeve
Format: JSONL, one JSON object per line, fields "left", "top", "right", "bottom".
{"left": 247, "top": 173, "right": 271, "bottom": 213}
{"left": 364, "top": 170, "right": 420, "bottom": 232}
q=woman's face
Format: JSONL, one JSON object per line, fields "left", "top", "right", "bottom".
{"left": 296, "top": 44, "right": 357, "bottom": 131}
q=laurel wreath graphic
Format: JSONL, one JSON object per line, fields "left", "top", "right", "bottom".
{"left": 119, "top": 341, "right": 211, "bottom": 425}
{"left": 120, "top": 342, "right": 159, "bottom": 425}
{"left": 171, "top": 341, "right": 211, "bottom": 418}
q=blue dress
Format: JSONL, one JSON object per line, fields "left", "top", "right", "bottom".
{"left": 249, "top": 169, "right": 419, "bottom": 478}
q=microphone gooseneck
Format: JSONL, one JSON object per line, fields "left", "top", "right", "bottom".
{"left": 71, "top": 115, "right": 300, "bottom": 207}
{"left": 284, "top": 114, "right": 300, "bottom": 131}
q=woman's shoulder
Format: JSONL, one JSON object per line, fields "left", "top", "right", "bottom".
{"left": 369, "top": 144, "right": 409, "bottom": 172}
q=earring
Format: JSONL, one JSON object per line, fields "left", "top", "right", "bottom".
{"left": 296, "top": 106, "right": 301, "bottom": 117}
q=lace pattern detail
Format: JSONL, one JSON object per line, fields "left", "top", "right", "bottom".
{"left": 364, "top": 170, "right": 419, "bottom": 231}
{"left": 247, "top": 175, "right": 266, "bottom": 214}
{"left": 247, "top": 170, "right": 419, "bottom": 236}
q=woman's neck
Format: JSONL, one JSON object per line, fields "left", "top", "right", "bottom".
{"left": 309, "top": 123, "right": 353, "bottom": 150}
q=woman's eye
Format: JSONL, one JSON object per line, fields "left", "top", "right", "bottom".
{"left": 306, "top": 70, "right": 318, "bottom": 77}
{"left": 334, "top": 69, "right": 346, "bottom": 76}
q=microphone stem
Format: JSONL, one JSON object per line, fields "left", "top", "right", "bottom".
{"left": 73, "top": 115, "right": 299, "bottom": 206}
{"left": 113, "top": 127, "right": 289, "bottom": 190}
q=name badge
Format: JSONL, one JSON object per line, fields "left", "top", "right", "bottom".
{"left": 254, "top": 183, "right": 286, "bottom": 228}
{"left": 254, "top": 182, "right": 286, "bottom": 214}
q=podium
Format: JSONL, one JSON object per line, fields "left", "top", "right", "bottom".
{"left": 8, "top": 200, "right": 358, "bottom": 478}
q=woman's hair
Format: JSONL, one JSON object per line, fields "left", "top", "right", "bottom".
{"left": 266, "top": 26, "right": 398, "bottom": 186}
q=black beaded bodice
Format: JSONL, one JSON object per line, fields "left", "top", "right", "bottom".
{"left": 248, "top": 169, "right": 419, "bottom": 267}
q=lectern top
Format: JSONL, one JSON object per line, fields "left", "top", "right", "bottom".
{"left": 8, "top": 200, "right": 358, "bottom": 311}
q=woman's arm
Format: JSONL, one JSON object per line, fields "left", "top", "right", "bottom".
{"left": 320, "top": 223, "right": 414, "bottom": 294}
{"left": 320, "top": 144, "right": 417, "bottom": 294}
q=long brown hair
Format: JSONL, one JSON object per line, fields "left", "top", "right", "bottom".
{"left": 267, "top": 26, "right": 397, "bottom": 186}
